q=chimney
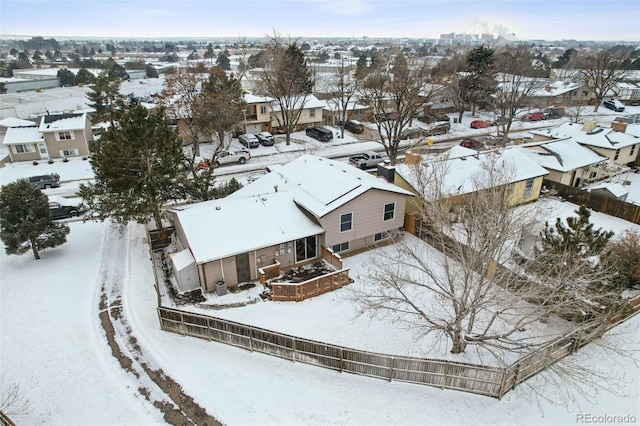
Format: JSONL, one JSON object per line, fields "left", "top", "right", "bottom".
{"left": 376, "top": 164, "right": 395, "bottom": 183}
{"left": 404, "top": 150, "right": 421, "bottom": 165}
{"left": 544, "top": 86, "right": 551, "bottom": 92}
{"left": 273, "top": 185, "right": 278, "bottom": 193}
{"left": 610, "top": 121, "right": 628, "bottom": 134}
{"left": 582, "top": 120, "right": 598, "bottom": 133}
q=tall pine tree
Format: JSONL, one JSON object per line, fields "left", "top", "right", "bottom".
{"left": 0, "top": 180, "right": 69, "bottom": 260}
{"left": 79, "top": 104, "right": 186, "bottom": 230}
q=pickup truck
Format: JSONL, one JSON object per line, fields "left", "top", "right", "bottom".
{"left": 348, "top": 151, "right": 389, "bottom": 169}
{"left": 212, "top": 150, "right": 251, "bottom": 167}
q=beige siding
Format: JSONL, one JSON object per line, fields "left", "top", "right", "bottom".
{"left": 320, "top": 189, "right": 406, "bottom": 250}
{"left": 9, "top": 149, "right": 40, "bottom": 162}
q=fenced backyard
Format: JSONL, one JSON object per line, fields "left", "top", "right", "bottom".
{"left": 157, "top": 295, "right": 638, "bottom": 400}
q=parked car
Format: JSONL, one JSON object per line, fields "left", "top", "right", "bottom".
{"left": 459, "top": 138, "right": 484, "bottom": 149}
{"left": 603, "top": 99, "right": 625, "bottom": 112}
{"left": 418, "top": 114, "right": 450, "bottom": 124}
{"left": 213, "top": 150, "right": 250, "bottom": 167}
{"left": 256, "top": 132, "right": 275, "bottom": 146}
{"left": 522, "top": 111, "right": 546, "bottom": 121}
{"left": 305, "top": 126, "right": 333, "bottom": 142}
{"left": 348, "top": 151, "right": 389, "bottom": 169}
{"left": 48, "top": 196, "right": 82, "bottom": 220}
{"left": 239, "top": 133, "right": 260, "bottom": 148}
{"left": 543, "top": 107, "right": 563, "bottom": 119}
{"left": 28, "top": 173, "right": 60, "bottom": 189}
{"left": 470, "top": 120, "right": 491, "bottom": 129}
{"left": 344, "top": 120, "right": 364, "bottom": 134}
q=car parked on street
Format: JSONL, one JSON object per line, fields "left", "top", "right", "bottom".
{"left": 522, "top": 111, "right": 546, "bottom": 121}
{"left": 344, "top": 120, "right": 364, "bottom": 134}
{"left": 239, "top": 133, "right": 260, "bottom": 148}
{"left": 28, "top": 173, "right": 61, "bottom": 189}
{"left": 470, "top": 120, "right": 491, "bottom": 129}
{"left": 213, "top": 150, "right": 250, "bottom": 167}
{"left": 256, "top": 132, "right": 275, "bottom": 146}
{"left": 48, "top": 196, "right": 82, "bottom": 220}
{"left": 459, "top": 138, "right": 484, "bottom": 149}
{"left": 543, "top": 107, "right": 563, "bottom": 119}
{"left": 603, "top": 99, "right": 625, "bottom": 112}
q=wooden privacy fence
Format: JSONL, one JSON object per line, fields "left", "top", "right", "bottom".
{"left": 543, "top": 179, "right": 640, "bottom": 225}
{"left": 321, "top": 246, "right": 343, "bottom": 270}
{"left": 270, "top": 269, "right": 351, "bottom": 302}
{"left": 158, "top": 306, "right": 506, "bottom": 398}
{"left": 258, "top": 260, "right": 281, "bottom": 285}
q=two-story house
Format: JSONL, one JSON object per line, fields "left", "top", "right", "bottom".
{"left": 167, "top": 154, "right": 412, "bottom": 293}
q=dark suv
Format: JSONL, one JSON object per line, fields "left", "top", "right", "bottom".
{"left": 305, "top": 126, "right": 333, "bottom": 142}
{"left": 49, "top": 200, "right": 81, "bottom": 220}
{"left": 344, "top": 120, "right": 364, "bottom": 134}
{"left": 28, "top": 173, "right": 61, "bottom": 189}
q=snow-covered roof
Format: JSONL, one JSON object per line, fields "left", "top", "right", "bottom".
{"left": 590, "top": 182, "right": 629, "bottom": 198}
{"left": 243, "top": 93, "right": 273, "bottom": 104}
{"left": 171, "top": 191, "right": 325, "bottom": 264}
{"left": 171, "top": 248, "right": 196, "bottom": 271}
{"left": 228, "top": 154, "right": 413, "bottom": 218}
{"left": 269, "top": 94, "right": 327, "bottom": 112}
{"left": 0, "top": 117, "right": 36, "bottom": 128}
{"left": 518, "top": 140, "right": 607, "bottom": 172}
{"left": 530, "top": 122, "right": 639, "bottom": 150}
{"left": 2, "top": 126, "right": 43, "bottom": 145}
{"left": 530, "top": 81, "right": 582, "bottom": 97}
{"left": 38, "top": 113, "right": 88, "bottom": 132}
{"left": 396, "top": 147, "right": 549, "bottom": 198}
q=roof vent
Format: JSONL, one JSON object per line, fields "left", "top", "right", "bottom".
{"left": 587, "top": 128, "right": 604, "bottom": 135}
{"left": 215, "top": 206, "right": 221, "bottom": 210}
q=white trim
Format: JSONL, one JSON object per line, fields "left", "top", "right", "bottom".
{"left": 339, "top": 212, "right": 353, "bottom": 233}
{"left": 383, "top": 202, "right": 396, "bottom": 222}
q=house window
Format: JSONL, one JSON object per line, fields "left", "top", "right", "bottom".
{"left": 295, "top": 235, "right": 317, "bottom": 263}
{"left": 508, "top": 183, "right": 515, "bottom": 193}
{"left": 59, "top": 149, "right": 79, "bottom": 157}
{"left": 260, "top": 106, "right": 267, "bottom": 115}
{"left": 13, "top": 144, "right": 34, "bottom": 153}
{"left": 630, "top": 144, "right": 636, "bottom": 156}
{"left": 555, "top": 95, "right": 562, "bottom": 103}
{"left": 374, "top": 232, "right": 389, "bottom": 242}
{"left": 589, "top": 171, "right": 597, "bottom": 179}
{"left": 383, "top": 203, "right": 395, "bottom": 221}
{"left": 309, "top": 108, "right": 316, "bottom": 118}
{"left": 57, "top": 131, "right": 73, "bottom": 140}
{"left": 331, "top": 242, "right": 349, "bottom": 253}
{"left": 523, "top": 178, "right": 534, "bottom": 198}
{"left": 582, "top": 90, "right": 588, "bottom": 96}
{"left": 614, "top": 149, "right": 620, "bottom": 161}
{"left": 340, "top": 213, "right": 353, "bottom": 232}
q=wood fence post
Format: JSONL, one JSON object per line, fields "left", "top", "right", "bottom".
{"left": 443, "top": 362, "right": 449, "bottom": 389}
{"left": 248, "top": 327, "right": 254, "bottom": 352}
{"left": 180, "top": 311, "right": 186, "bottom": 336}
{"left": 292, "top": 338, "right": 296, "bottom": 363}
{"left": 339, "top": 348, "right": 343, "bottom": 373}
{"left": 498, "top": 368, "right": 509, "bottom": 400}
{"left": 388, "top": 357, "right": 395, "bottom": 382}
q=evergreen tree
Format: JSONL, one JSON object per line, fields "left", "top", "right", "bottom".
{"left": 78, "top": 104, "right": 186, "bottom": 230}
{"left": 462, "top": 44, "right": 497, "bottom": 115}
{"left": 540, "top": 205, "right": 614, "bottom": 259}
{"left": 0, "top": 180, "right": 70, "bottom": 260}
{"left": 145, "top": 63, "right": 159, "bottom": 78}
{"left": 355, "top": 54, "right": 369, "bottom": 80}
{"left": 75, "top": 68, "right": 94, "bottom": 85}
{"left": 57, "top": 68, "right": 76, "bottom": 86}
{"left": 216, "top": 52, "right": 231, "bottom": 70}
{"left": 86, "top": 73, "right": 121, "bottom": 123}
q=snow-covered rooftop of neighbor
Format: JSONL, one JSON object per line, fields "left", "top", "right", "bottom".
{"left": 38, "top": 113, "right": 87, "bottom": 132}
{"left": 229, "top": 154, "right": 414, "bottom": 218}
{"left": 171, "top": 190, "right": 324, "bottom": 264}
{"left": 269, "top": 94, "right": 327, "bottom": 111}
{"left": 530, "top": 81, "right": 582, "bottom": 97}
{"left": 243, "top": 93, "right": 273, "bottom": 104}
{"left": 2, "top": 125, "right": 43, "bottom": 145}
{"left": 518, "top": 139, "right": 607, "bottom": 172}
{"left": 530, "top": 122, "right": 640, "bottom": 149}
{"left": 0, "top": 117, "right": 37, "bottom": 128}
{"left": 396, "top": 146, "right": 549, "bottom": 197}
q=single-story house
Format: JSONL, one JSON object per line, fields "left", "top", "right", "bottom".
{"left": 168, "top": 154, "right": 413, "bottom": 292}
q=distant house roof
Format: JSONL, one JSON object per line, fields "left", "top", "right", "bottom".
{"left": 530, "top": 122, "right": 639, "bottom": 150}
{"left": 0, "top": 117, "right": 36, "bottom": 128}
{"left": 395, "top": 147, "right": 549, "bottom": 198}
{"left": 2, "top": 126, "right": 44, "bottom": 145}
{"left": 39, "top": 113, "right": 87, "bottom": 132}
{"left": 530, "top": 81, "right": 583, "bottom": 97}
{"left": 228, "top": 154, "right": 413, "bottom": 218}
{"left": 518, "top": 140, "right": 607, "bottom": 172}
{"left": 590, "top": 182, "right": 629, "bottom": 198}
{"left": 269, "top": 94, "right": 327, "bottom": 112}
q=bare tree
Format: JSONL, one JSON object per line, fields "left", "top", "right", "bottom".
{"left": 254, "top": 35, "right": 314, "bottom": 145}
{"left": 159, "top": 64, "right": 210, "bottom": 156}
{"left": 432, "top": 53, "right": 468, "bottom": 124}
{"left": 351, "top": 153, "right": 624, "bottom": 362}
{"left": 359, "top": 49, "right": 440, "bottom": 165}
{"left": 576, "top": 47, "right": 631, "bottom": 112}
{"left": 320, "top": 55, "right": 360, "bottom": 138}
{"left": 0, "top": 378, "right": 30, "bottom": 417}
{"left": 493, "top": 46, "right": 546, "bottom": 142}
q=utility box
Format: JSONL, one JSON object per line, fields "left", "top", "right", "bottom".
{"left": 215, "top": 280, "right": 228, "bottom": 296}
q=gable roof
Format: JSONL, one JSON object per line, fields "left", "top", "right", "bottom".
{"left": 0, "top": 117, "right": 36, "bottom": 128}
{"left": 395, "top": 147, "right": 548, "bottom": 198}
{"left": 531, "top": 122, "right": 639, "bottom": 150}
{"left": 171, "top": 191, "right": 325, "bottom": 264}
{"left": 2, "top": 126, "right": 44, "bottom": 145}
{"left": 229, "top": 154, "right": 413, "bottom": 218}
{"left": 519, "top": 140, "right": 607, "bottom": 172}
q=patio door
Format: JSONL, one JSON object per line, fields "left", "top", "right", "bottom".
{"left": 295, "top": 235, "right": 317, "bottom": 264}
{"left": 235, "top": 253, "right": 251, "bottom": 284}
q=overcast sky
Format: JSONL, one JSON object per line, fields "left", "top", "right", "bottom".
{"left": 1, "top": 0, "right": 639, "bottom": 41}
